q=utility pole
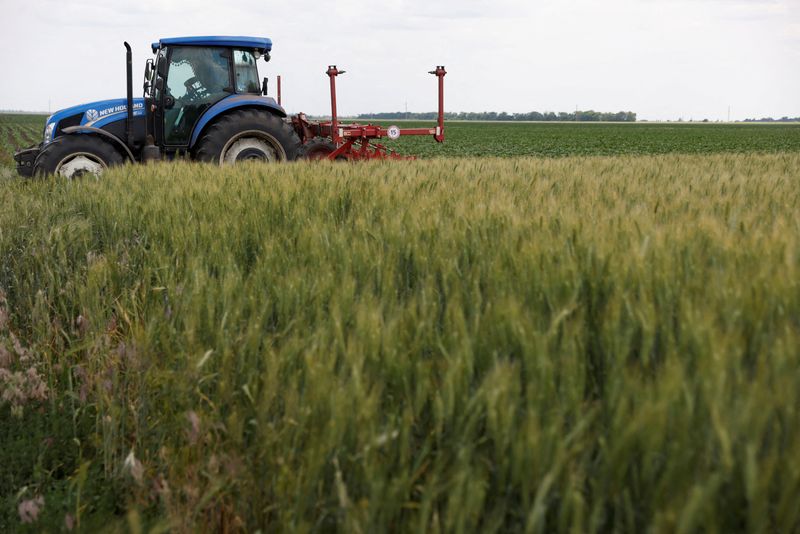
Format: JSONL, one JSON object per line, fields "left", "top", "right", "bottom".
{"left": 728, "top": 106, "right": 731, "bottom": 122}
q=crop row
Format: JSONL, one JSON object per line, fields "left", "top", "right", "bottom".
{"left": 380, "top": 121, "right": 800, "bottom": 157}
{"left": 0, "top": 115, "right": 42, "bottom": 167}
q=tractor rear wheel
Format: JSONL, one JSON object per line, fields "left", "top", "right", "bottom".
{"left": 33, "top": 135, "right": 124, "bottom": 179}
{"left": 194, "top": 109, "right": 301, "bottom": 164}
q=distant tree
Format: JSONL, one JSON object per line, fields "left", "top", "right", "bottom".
{"left": 742, "top": 116, "right": 799, "bottom": 122}
{"left": 350, "top": 109, "right": 638, "bottom": 122}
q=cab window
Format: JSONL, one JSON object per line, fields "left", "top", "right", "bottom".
{"left": 234, "top": 50, "right": 261, "bottom": 94}
{"left": 164, "top": 46, "right": 232, "bottom": 145}
{"left": 166, "top": 46, "right": 230, "bottom": 101}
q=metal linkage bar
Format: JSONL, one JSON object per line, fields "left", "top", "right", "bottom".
{"left": 327, "top": 65, "right": 344, "bottom": 143}
{"left": 430, "top": 66, "right": 446, "bottom": 142}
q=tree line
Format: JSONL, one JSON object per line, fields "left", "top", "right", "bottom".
{"left": 742, "top": 117, "right": 800, "bottom": 123}
{"left": 355, "top": 110, "right": 637, "bottom": 122}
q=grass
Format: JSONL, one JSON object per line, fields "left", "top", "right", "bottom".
{"left": 1, "top": 154, "right": 799, "bottom": 531}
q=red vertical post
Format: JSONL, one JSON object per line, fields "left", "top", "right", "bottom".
{"left": 277, "top": 75, "right": 282, "bottom": 107}
{"left": 326, "top": 65, "right": 344, "bottom": 143}
{"left": 429, "top": 66, "right": 446, "bottom": 142}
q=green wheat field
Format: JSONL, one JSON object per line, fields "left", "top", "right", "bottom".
{"left": 1, "top": 114, "right": 800, "bottom": 532}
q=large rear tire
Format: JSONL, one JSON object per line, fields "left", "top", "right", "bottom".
{"left": 33, "top": 135, "right": 124, "bottom": 179}
{"left": 194, "top": 109, "right": 301, "bottom": 164}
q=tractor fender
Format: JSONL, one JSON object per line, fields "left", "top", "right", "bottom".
{"left": 189, "top": 95, "right": 286, "bottom": 148}
{"left": 61, "top": 126, "right": 136, "bottom": 162}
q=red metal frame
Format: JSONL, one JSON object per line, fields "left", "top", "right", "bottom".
{"left": 289, "top": 65, "right": 447, "bottom": 160}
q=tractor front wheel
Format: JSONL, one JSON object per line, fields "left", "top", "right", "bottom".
{"left": 194, "top": 109, "right": 301, "bottom": 164}
{"left": 33, "top": 135, "right": 124, "bottom": 179}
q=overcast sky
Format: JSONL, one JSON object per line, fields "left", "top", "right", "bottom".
{"left": 0, "top": 0, "right": 797, "bottom": 120}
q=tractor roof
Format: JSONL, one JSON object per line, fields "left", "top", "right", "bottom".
{"left": 151, "top": 36, "right": 272, "bottom": 53}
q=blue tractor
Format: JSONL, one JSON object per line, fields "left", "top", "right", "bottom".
{"left": 14, "top": 36, "right": 302, "bottom": 177}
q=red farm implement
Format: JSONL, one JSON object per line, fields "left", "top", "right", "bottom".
{"left": 290, "top": 65, "right": 447, "bottom": 161}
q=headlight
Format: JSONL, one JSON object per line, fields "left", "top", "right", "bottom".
{"left": 44, "top": 123, "right": 55, "bottom": 144}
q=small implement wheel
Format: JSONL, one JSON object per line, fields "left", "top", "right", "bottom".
{"left": 298, "top": 138, "right": 346, "bottom": 161}
{"left": 195, "top": 109, "right": 301, "bottom": 164}
{"left": 33, "top": 135, "right": 123, "bottom": 179}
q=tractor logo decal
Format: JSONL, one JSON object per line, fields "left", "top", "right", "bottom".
{"left": 83, "top": 103, "right": 145, "bottom": 126}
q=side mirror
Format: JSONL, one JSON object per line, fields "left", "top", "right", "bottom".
{"left": 262, "top": 51, "right": 271, "bottom": 63}
{"left": 157, "top": 58, "right": 168, "bottom": 78}
{"left": 262, "top": 77, "right": 268, "bottom": 96}
{"left": 143, "top": 59, "right": 154, "bottom": 94}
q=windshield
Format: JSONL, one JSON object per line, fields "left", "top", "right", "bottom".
{"left": 234, "top": 49, "right": 260, "bottom": 94}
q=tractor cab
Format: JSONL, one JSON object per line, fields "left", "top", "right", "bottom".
{"left": 145, "top": 36, "right": 279, "bottom": 150}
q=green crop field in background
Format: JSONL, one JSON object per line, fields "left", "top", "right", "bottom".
{"left": 0, "top": 114, "right": 44, "bottom": 167}
{"left": 2, "top": 113, "right": 800, "bottom": 171}
{"left": 378, "top": 120, "right": 800, "bottom": 157}
{"left": 1, "top": 155, "right": 799, "bottom": 531}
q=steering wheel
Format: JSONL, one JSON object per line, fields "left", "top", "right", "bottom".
{"left": 183, "top": 77, "right": 203, "bottom": 101}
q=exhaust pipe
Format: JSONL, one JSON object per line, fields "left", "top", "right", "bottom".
{"left": 124, "top": 42, "right": 134, "bottom": 149}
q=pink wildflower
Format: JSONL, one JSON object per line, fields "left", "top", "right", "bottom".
{"left": 187, "top": 411, "right": 201, "bottom": 444}
{"left": 18, "top": 495, "right": 44, "bottom": 524}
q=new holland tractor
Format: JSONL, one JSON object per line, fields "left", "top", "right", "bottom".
{"left": 14, "top": 36, "right": 447, "bottom": 178}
